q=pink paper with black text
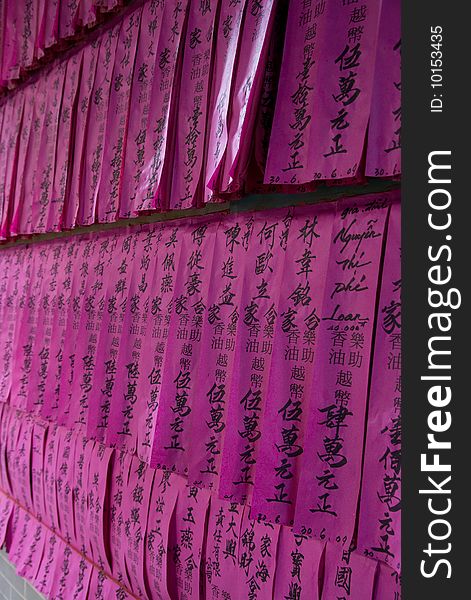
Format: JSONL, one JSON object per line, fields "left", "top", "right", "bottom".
{"left": 273, "top": 526, "right": 324, "bottom": 600}
{"left": 97, "top": 6, "right": 142, "bottom": 222}
{"left": 64, "top": 39, "right": 101, "bottom": 229}
{"left": 235, "top": 508, "right": 280, "bottom": 600}
{"left": 187, "top": 214, "right": 247, "bottom": 490}
{"left": 67, "top": 233, "right": 116, "bottom": 430}
{"left": 136, "top": 0, "right": 189, "bottom": 212}
{"left": 120, "top": 456, "right": 155, "bottom": 597}
{"left": 366, "top": 0, "right": 401, "bottom": 177}
{"left": 169, "top": 0, "right": 218, "bottom": 210}
{"left": 49, "top": 545, "right": 93, "bottom": 600}
{"left": 8, "top": 88, "right": 34, "bottom": 237}
{"left": 168, "top": 482, "right": 210, "bottom": 600}
{"left": 106, "top": 225, "right": 160, "bottom": 454}
{"left": 321, "top": 544, "right": 377, "bottom": 600}
{"left": 293, "top": 193, "right": 390, "bottom": 545}
{"left": 219, "top": 209, "right": 292, "bottom": 504}
{"left": 86, "top": 441, "right": 114, "bottom": 573}
{"left": 251, "top": 203, "right": 334, "bottom": 526}
{"left": 151, "top": 218, "right": 218, "bottom": 474}
{"left": 78, "top": 22, "right": 121, "bottom": 226}
{"left": 373, "top": 562, "right": 401, "bottom": 600}
{"left": 305, "top": 0, "right": 381, "bottom": 181}
{"left": 264, "top": 0, "right": 326, "bottom": 186}
{"left": 203, "top": 0, "right": 246, "bottom": 204}
{"left": 145, "top": 470, "right": 185, "bottom": 600}
{"left": 108, "top": 449, "right": 133, "bottom": 586}
{"left": 0, "top": 91, "right": 25, "bottom": 238}
{"left": 357, "top": 200, "right": 401, "bottom": 572}
{"left": 87, "top": 230, "right": 135, "bottom": 441}
{"left": 133, "top": 223, "right": 185, "bottom": 463}
{"left": 47, "top": 51, "right": 83, "bottom": 232}
{"left": 218, "top": 0, "right": 277, "bottom": 195}
{"left": 31, "top": 62, "right": 66, "bottom": 233}
{"left": 41, "top": 237, "right": 82, "bottom": 422}
{"left": 119, "top": 0, "right": 166, "bottom": 218}
{"left": 204, "top": 496, "right": 245, "bottom": 600}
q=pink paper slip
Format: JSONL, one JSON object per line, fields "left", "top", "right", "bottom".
{"left": 26, "top": 242, "right": 63, "bottom": 415}
{"left": 18, "top": 74, "right": 49, "bottom": 235}
{"left": 87, "top": 229, "right": 135, "bottom": 442}
{"left": 366, "top": 0, "right": 401, "bottom": 178}
{"left": 57, "top": 236, "right": 99, "bottom": 427}
{"left": 59, "top": 0, "right": 81, "bottom": 39}
{"left": 168, "top": 482, "right": 211, "bottom": 600}
{"left": 30, "top": 62, "right": 67, "bottom": 233}
{"left": 47, "top": 51, "right": 83, "bottom": 232}
{"left": 264, "top": 0, "right": 326, "bottom": 186}
{"left": 304, "top": 0, "right": 381, "bottom": 182}
{"left": 7, "top": 87, "right": 34, "bottom": 237}
{"left": 145, "top": 470, "right": 185, "bottom": 600}
{"left": 12, "top": 416, "right": 35, "bottom": 514}
{"left": 169, "top": 0, "right": 218, "bottom": 210}
{"left": 0, "top": 248, "right": 25, "bottom": 403}
{"left": 43, "top": 0, "right": 60, "bottom": 50}
{"left": 78, "top": 22, "right": 121, "bottom": 226}
{"left": 66, "top": 232, "right": 117, "bottom": 430}
{"left": 250, "top": 203, "right": 334, "bottom": 526}
{"left": 150, "top": 218, "right": 218, "bottom": 474}
{"left": 119, "top": 0, "right": 166, "bottom": 219}
{"left": 87, "top": 441, "right": 114, "bottom": 573}
{"left": 357, "top": 200, "right": 401, "bottom": 573}
{"left": 49, "top": 544, "right": 93, "bottom": 600}
{"left": 41, "top": 237, "right": 82, "bottom": 422}
{"left": 30, "top": 420, "right": 48, "bottom": 522}
{"left": 35, "top": 0, "right": 47, "bottom": 60}
{"left": 321, "top": 544, "right": 377, "bottom": 600}
{"left": 135, "top": 0, "right": 189, "bottom": 212}
{"left": 186, "top": 214, "right": 248, "bottom": 490}
{"left": 106, "top": 225, "right": 161, "bottom": 454}
{"left": 55, "top": 427, "right": 79, "bottom": 544}
{"left": 72, "top": 436, "right": 96, "bottom": 553}
{"left": 266, "top": 0, "right": 381, "bottom": 183}
{"left": 133, "top": 223, "right": 185, "bottom": 463}
{"left": 9, "top": 510, "right": 47, "bottom": 585}
{"left": 203, "top": 0, "right": 246, "bottom": 204}
{"left": 218, "top": 0, "right": 277, "bottom": 195}
{"left": 2, "top": 3, "right": 20, "bottom": 81}
{"left": 235, "top": 509, "right": 280, "bottom": 600}
{"left": 108, "top": 449, "right": 133, "bottom": 586}
{"left": 34, "top": 533, "right": 66, "bottom": 597}
{"left": 17, "top": 0, "right": 38, "bottom": 71}
{"left": 293, "top": 193, "right": 391, "bottom": 545}
{"left": 97, "top": 6, "right": 142, "bottom": 223}
{"left": 42, "top": 423, "right": 61, "bottom": 533}
{"left": 0, "top": 494, "right": 13, "bottom": 548}
{"left": 64, "top": 39, "right": 102, "bottom": 229}
{"left": 0, "top": 91, "right": 25, "bottom": 238}
{"left": 273, "top": 526, "right": 325, "bottom": 600}
{"left": 10, "top": 248, "right": 45, "bottom": 411}
{"left": 252, "top": 1, "right": 287, "bottom": 181}
{"left": 204, "top": 497, "right": 245, "bottom": 600}
{"left": 219, "top": 209, "right": 293, "bottom": 505}
{"left": 373, "top": 562, "right": 401, "bottom": 600}
{"left": 120, "top": 456, "right": 155, "bottom": 597}
{"left": 79, "top": 0, "right": 98, "bottom": 29}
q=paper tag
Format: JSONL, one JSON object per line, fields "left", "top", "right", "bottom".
{"left": 294, "top": 194, "right": 390, "bottom": 545}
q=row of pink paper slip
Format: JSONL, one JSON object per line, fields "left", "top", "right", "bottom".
{"left": 0, "top": 0, "right": 400, "bottom": 240}
{"left": 0, "top": 402, "right": 400, "bottom": 599}
{"left": 0, "top": 192, "right": 401, "bottom": 572}
{"left": 0, "top": 0, "right": 125, "bottom": 87}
